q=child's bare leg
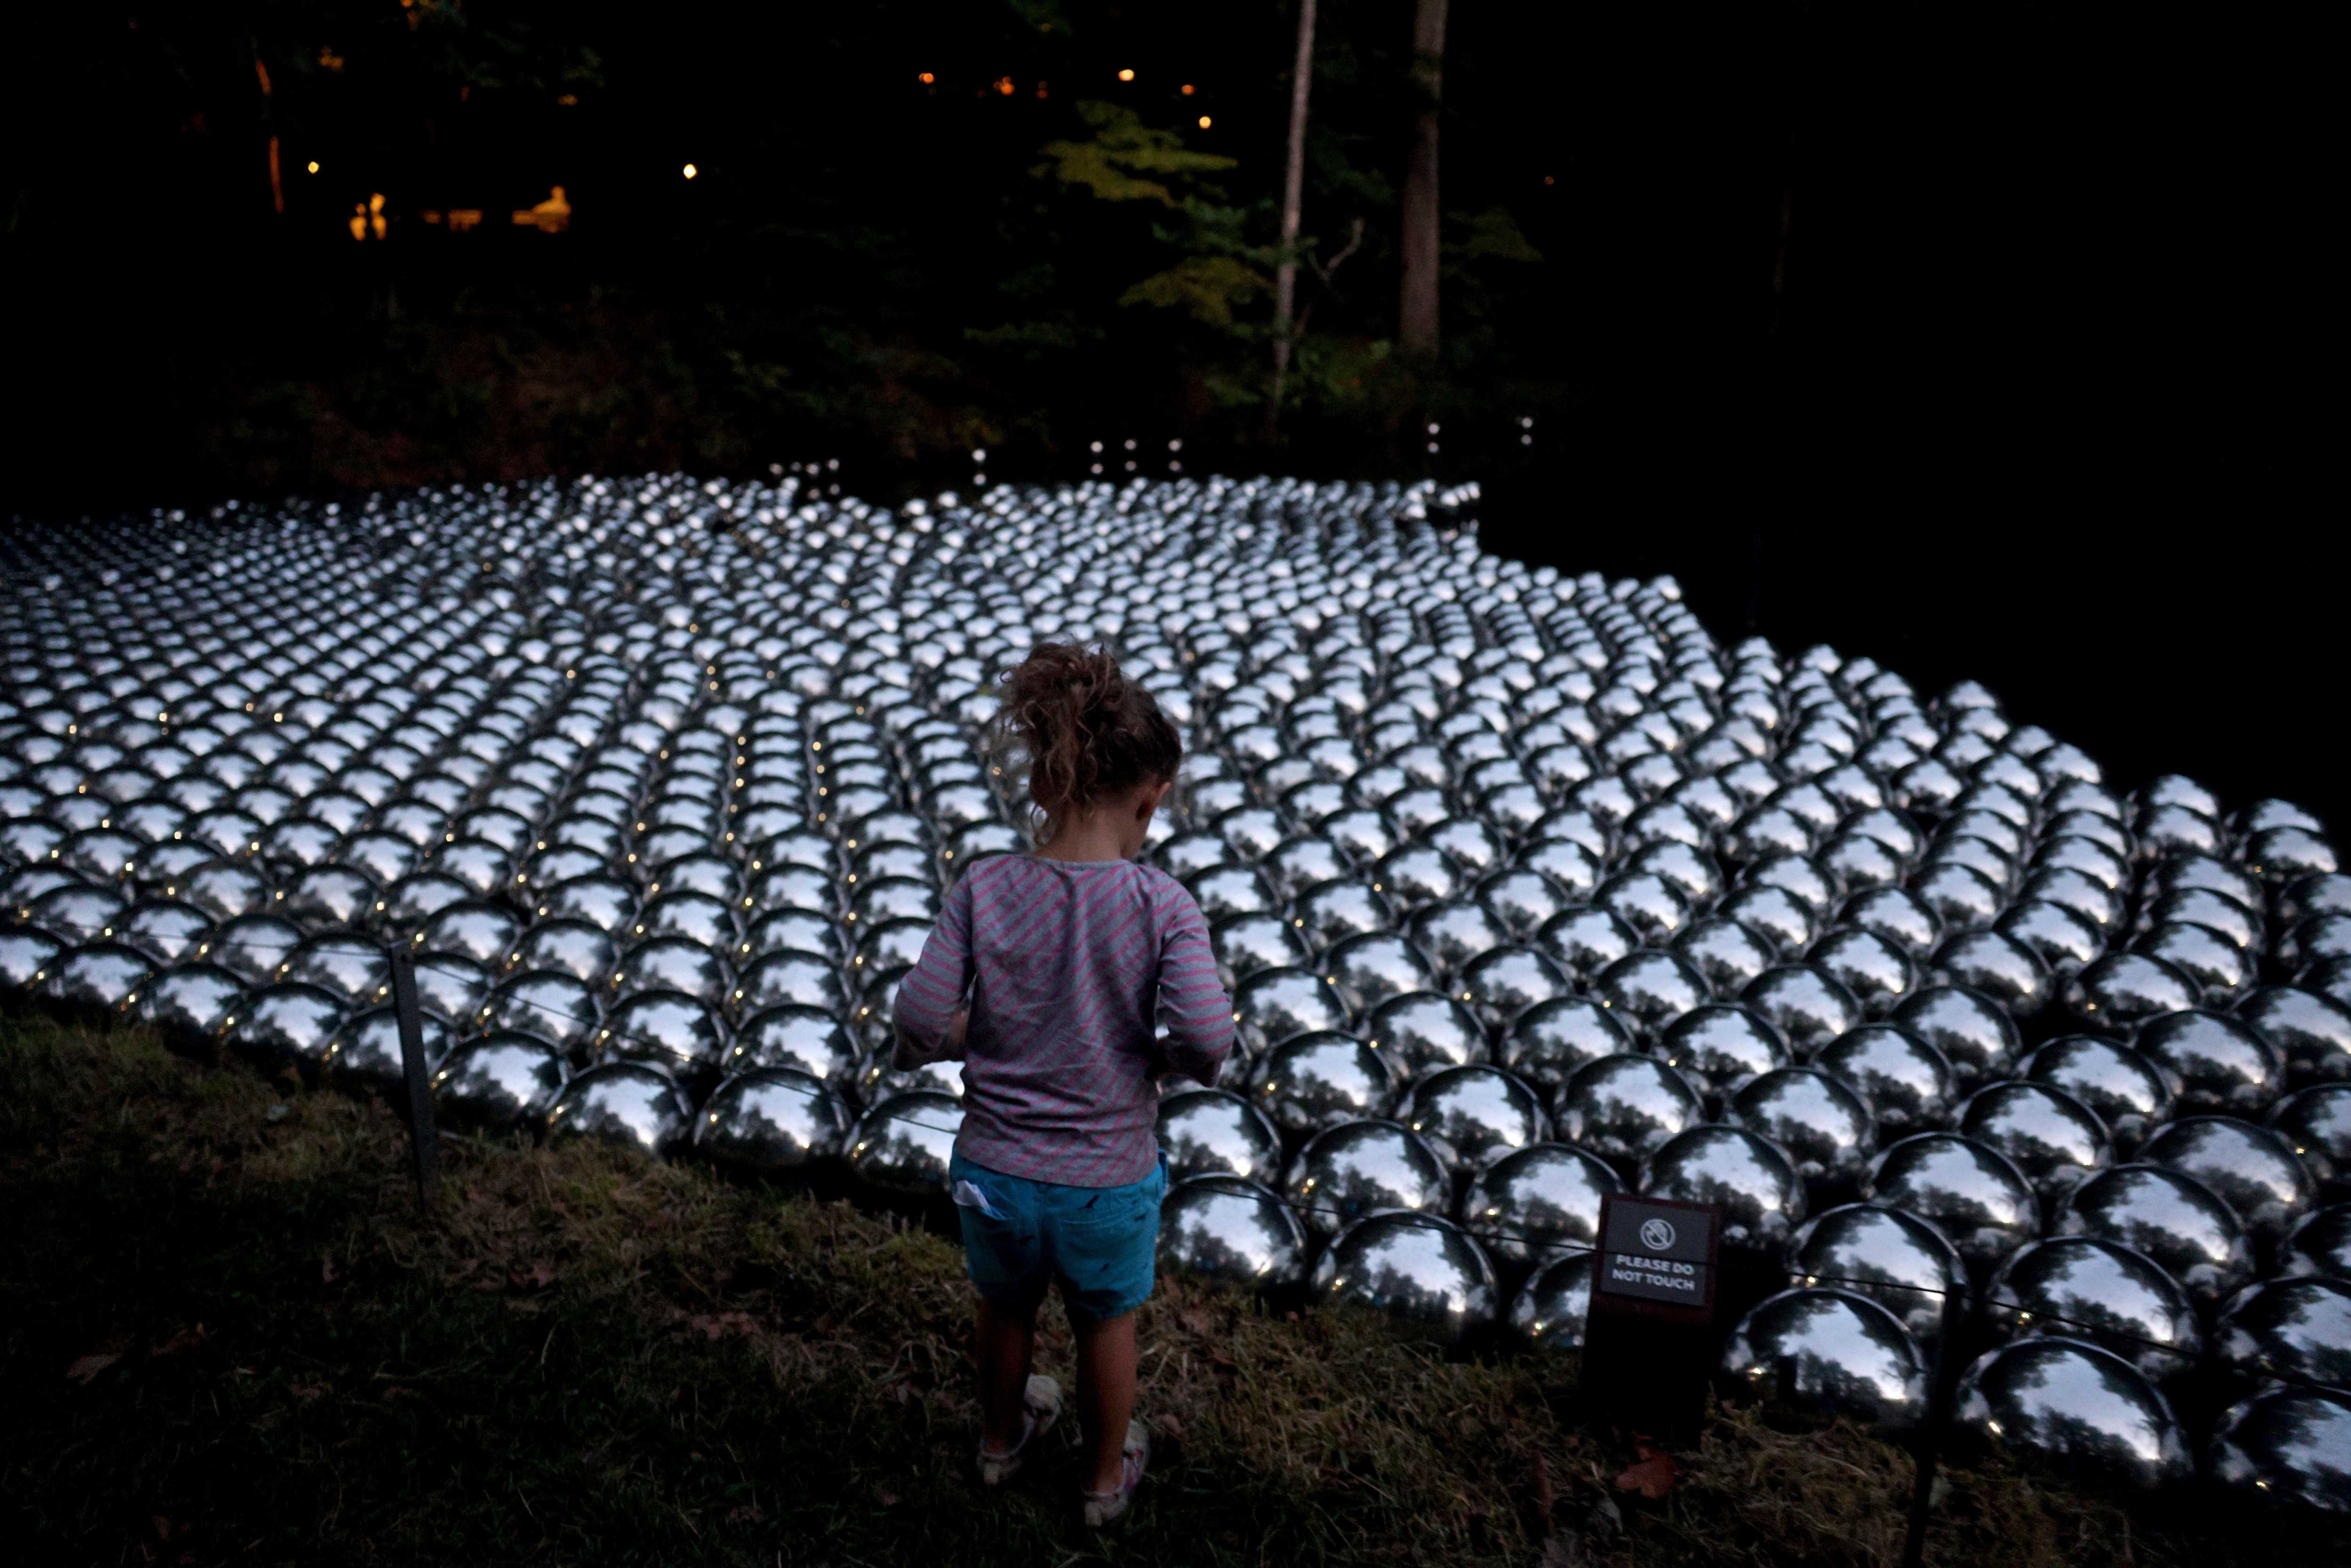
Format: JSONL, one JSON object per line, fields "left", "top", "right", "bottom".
{"left": 976, "top": 1295, "right": 1041, "bottom": 1456}
{"left": 1073, "top": 1309, "right": 1138, "bottom": 1492}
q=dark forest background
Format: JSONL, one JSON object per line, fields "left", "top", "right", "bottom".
{"left": 0, "top": 2, "right": 2336, "bottom": 826}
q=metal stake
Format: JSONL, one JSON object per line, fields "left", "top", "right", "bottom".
{"left": 389, "top": 949, "right": 438, "bottom": 1212}
{"left": 1898, "top": 1284, "right": 1964, "bottom": 1568}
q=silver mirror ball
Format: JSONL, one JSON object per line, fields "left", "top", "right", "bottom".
{"left": 5, "top": 474, "right": 2342, "bottom": 1496}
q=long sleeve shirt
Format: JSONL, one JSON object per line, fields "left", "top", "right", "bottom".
{"left": 891, "top": 853, "right": 1234, "bottom": 1187}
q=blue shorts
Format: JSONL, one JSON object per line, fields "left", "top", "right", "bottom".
{"left": 948, "top": 1149, "right": 1168, "bottom": 1324}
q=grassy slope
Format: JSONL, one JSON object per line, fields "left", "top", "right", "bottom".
{"left": 0, "top": 1014, "right": 2338, "bottom": 1568}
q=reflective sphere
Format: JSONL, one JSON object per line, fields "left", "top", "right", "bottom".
{"left": 1594, "top": 949, "right": 1710, "bottom": 1041}
{"left": 1740, "top": 963, "right": 1862, "bottom": 1055}
{"left": 2215, "top": 1278, "right": 2351, "bottom": 1394}
{"left": 1641, "top": 1124, "right": 1807, "bottom": 1250}
{"left": 1658, "top": 1003, "right": 1788, "bottom": 1098}
{"left": 1960, "top": 1080, "right": 2112, "bottom": 1201}
{"left": 2279, "top": 1205, "right": 2351, "bottom": 1281}
{"left": 1785, "top": 1202, "right": 1967, "bottom": 1347}
{"left": 431, "top": 1032, "right": 568, "bottom": 1131}
{"left": 1311, "top": 1212, "right": 1499, "bottom": 1336}
{"left": 1555, "top": 1053, "right": 1705, "bottom": 1168}
{"left": 2065, "top": 952, "right": 2200, "bottom": 1033}
{"left": 545, "top": 1062, "right": 694, "bottom": 1159}
{"left": 2052, "top": 1163, "right": 2255, "bottom": 1307}
{"left": 1396, "top": 1064, "right": 1550, "bottom": 1169}
{"left": 1253, "top": 1031, "right": 1402, "bottom": 1135}
{"left": 1498, "top": 995, "right": 1633, "bottom": 1095}
{"left": 1815, "top": 1024, "right": 1957, "bottom": 1136}
{"left": 2207, "top": 1386, "right": 2351, "bottom": 1514}
{"left": 1891, "top": 985, "right": 2020, "bottom": 1089}
{"left": 1730, "top": 1067, "right": 1877, "bottom": 1182}
{"left": 2141, "top": 1116, "right": 2317, "bottom": 1245}
{"left": 848, "top": 1089, "right": 962, "bottom": 1197}
{"left": 2273, "top": 1085, "right": 2351, "bottom": 1193}
{"left": 1863, "top": 1133, "right": 2036, "bottom": 1269}
{"left": 1158, "top": 1174, "right": 1311, "bottom": 1289}
{"left": 1158, "top": 1085, "right": 1285, "bottom": 1184}
{"left": 1366, "top": 990, "right": 1487, "bottom": 1075}
{"left": 1462, "top": 1142, "right": 1624, "bottom": 1263}
{"left": 2237, "top": 986, "right": 2351, "bottom": 1087}
{"left": 221, "top": 987, "right": 343, "bottom": 1072}
{"left": 1233, "top": 965, "right": 1349, "bottom": 1053}
{"left": 1950, "top": 1339, "right": 2190, "bottom": 1489}
{"left": 1985, "top": 1237, "right": 2202, "bottom": 1383}
{"left": 2135, "top": 1009, "right": 2283, "bottom": 1116}
{"left": 1508, "top": 1251, "right": 1598, "bottom": 1350}
{"left": 2023, "top": 1035, "right": 2176, "bottom": 1155}
{"left": 1281, "top": 1118, "right": 1449, "bottom": 1237}
{"left": 1720, "top": 1288, "right": 1928, "bottom": 1432}
{"left": 695, "top": 1067, "right": 851, "bottom": 1170}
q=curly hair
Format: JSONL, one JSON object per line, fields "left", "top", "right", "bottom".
{"left": 989, "top": 641, "right": 1182, "bottom": 841}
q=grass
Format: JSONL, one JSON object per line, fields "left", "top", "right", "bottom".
{"left": 1, "top": 1011, "right": 2343, "bottom": 1567}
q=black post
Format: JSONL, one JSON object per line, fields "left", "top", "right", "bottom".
{"left": 388, "top": 950, "right": 438, "bottom": 1212}
{"left": 1898, "top": 1285, "right": 1964, "bottom": 1568}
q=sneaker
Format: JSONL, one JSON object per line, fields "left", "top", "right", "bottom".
{"left": 1081, "top": 1420, "right": 1151, "bottom": 1527}
{"left": 977, "top": 1374, "right": 1063, "bottom": 1487}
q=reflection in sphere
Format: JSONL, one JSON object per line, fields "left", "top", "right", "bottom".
{"left": 2141, "top": 1116, "right": 2317, "bottom": 1245}
{"left": 1950, "top": 1338, "right": 2190, "bottom": 1489}
{"left": 1158, "top": 1174, "right": 1310, "bottom": 1289}
{"left": 848, "top": 1090, "right": 962, "bottom": 1197}
{"left": 1365, "top": 990, "right": 1486, "bottom": 1075}
{"left": 1642, "top": 1123, "right": 1807, "bottom": 1250}
{"left": 2278, "top": 1205, "right": 2351, "bottom": 1281}
{"left": 432, "top": 1032, "right": 568, "bottom": 1132}
{"left": 1959, "top": 1080, "right": 2112, "bottom": 1202}
{"left": 2023, "top": 1035, "right": 2176, "bottom": 1156}
{"left": 1785, "top": 1203, "right": 1966, "bottom": 1347}
{"left": 2051, "top": 1163, "right": 2255, "bottom": 1307}
{"left": 2206, "top": 1387, "right": 2351, "bottom": 1514}
{"left": 1720, "top": 1288, "right": 1927, "bottom": 1432}
{"left": 1253, "top": 1031, "right": 1402, "bottom": 1135}
{"left": 1730, "top": 1067, "right": 1876, "bottom": 1182}
{"left": 1509, "top": 1251, "right": 1598, "bottom": 1350}
{"left": 1463, "top": 1142, "right": 1624, "bottom": 1263}
{"left": 1892, "top": 986, "right": 2020, "bottom": 1089}
{"left": 546, "top": 1062, "right": 695, "bottom": 1159}
{"left": 2214, "top": 1278, "right": 2351, "bottom": 1394}
{"left": 695, "top": 1067, "right": 851, "bottom": 1171}
{"left": 1311, "top": 1211, "right": 1499, "bottom": 1336}
{"left": 1396, "top": 1063, "right": 1549, "bottom": 1170}
{"left": 1555, "top": 1053, "right": 1704, "bottom": 1169}
{"left": 1158, "top": 1087, "right": 1284, "bottom": 1184}
{"left": 1985, "top": 1236, "right": 2203, "bottom": 1383}
{"left": 1659, "top": 1003, "right": 1788, "bottom": 1099}
{"left": 1863, "top": 1132, "right": 2036, "bottom": 1269}
{"left": 1282, "top": 1117, "right": 1449, "bottom": 1237}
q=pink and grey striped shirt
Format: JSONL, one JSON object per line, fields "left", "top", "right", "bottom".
{"left": 892, "top": 853, "right": 1234, "bottom": 1188}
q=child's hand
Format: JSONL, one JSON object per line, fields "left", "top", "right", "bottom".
{"left": 947, "top": 1009, "right": 970, "bottom": 1055}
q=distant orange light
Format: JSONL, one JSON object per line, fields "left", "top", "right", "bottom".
{"left": 682, "top": 163, "right": 698, "bottom": 180}
{"left": 1197, "top": 115, "right": 1212, "bottom": 129}
{"left": 1117, "top": 68, "right": 1135, "bottom": 82}
{"left": 1181, "top": 84, "right": 1196, "bottom": 96}
{"left": 1543, "top": 174, "right": 1556, "bottom": 185}
{"left": 306, "top": 160, "right": 320, "bottom": 174}
{"left": 995, "top": 76, "right": 1014, "bottom": 95}
{"left": 918, "top": 71, "right": 934, "bottom": 85}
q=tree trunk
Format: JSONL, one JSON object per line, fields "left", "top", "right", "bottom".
{"left": 1397, "top": 0, "right": 1447, "bottom": 362}
{"left": 1265, "top": 0, "right": 1320, "bottom": 441}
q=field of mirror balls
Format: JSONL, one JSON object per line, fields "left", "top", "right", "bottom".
{"left": 4, "top": 473, "right": 2350, "bottom": 1515}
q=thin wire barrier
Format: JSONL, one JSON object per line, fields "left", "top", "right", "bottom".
{"left": 10, "top": 909, "right": 2296, "bottom": 1387}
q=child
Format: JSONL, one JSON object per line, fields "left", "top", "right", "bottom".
{"left": 892, "top": 641, "right": 1234, "bottom": 1526}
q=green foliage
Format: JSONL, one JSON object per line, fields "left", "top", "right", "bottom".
{"left": 1036, "top": 101, "right": 1238, "bottom": 207}
{"left": 1119, "top": 255, "right": 1270, "bottom": 329}
{"left": 1449, "top": 206, "right": 1545, "bottom": 268}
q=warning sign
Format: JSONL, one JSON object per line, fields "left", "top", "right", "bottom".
{"left": 1594, "top": 1196, "right": 1718, "bottom": 1310}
